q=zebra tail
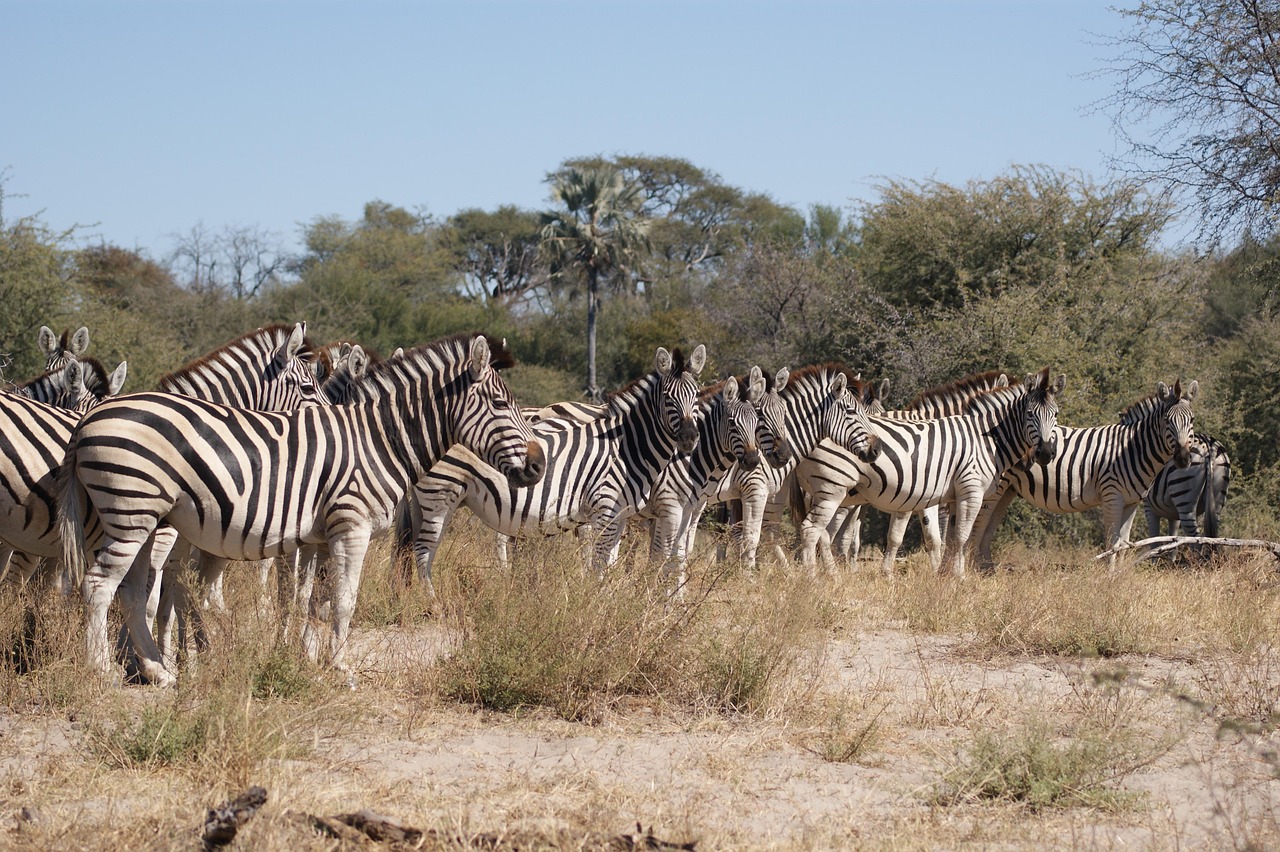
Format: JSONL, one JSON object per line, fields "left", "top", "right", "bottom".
{"left": 55, "top": 433, "right": 89, "bottom": 589}
{"left": 1201, "top": 452, "right": 1221, "bottom": 538}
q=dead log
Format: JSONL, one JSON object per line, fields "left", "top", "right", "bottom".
{"left": 333, "top": 809, "right": 425, "bottom": 848}
{"left": 1095, "top": 536, "right": 1280, "bottom": 565}
{"left": 202, "top": 786, "right": 267, "bottom": 849}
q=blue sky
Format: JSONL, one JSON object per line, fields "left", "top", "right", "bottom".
{"left": 2, "top": 1, "right": 1125, "bottom": 257}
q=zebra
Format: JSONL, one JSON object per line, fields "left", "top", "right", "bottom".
{"left": 791, "top": 368, "right": 1064, "bottom": 577}
{"left": 972, "top": 379, "right": 1197, "bottom": 571}
{"left": 404, "top": 345, "right": 707, "bottom": 587}
{"left": 638, "top": 370, "right": 763, "bottom": 587}
{"left": 37, "top": 326, "right": 90, "bottom": 371}
{"left": 0, "top": 360, "right": 129, "bottom": 585}
{"left": 60, "top": 332, "right": 545, "bottom": 686}
{"left": 14, "top": 358, "right": 129, "bottom": 414}
{"left": 820, "top": 371, "right": 1012, "bottom": 570}
{"left": 1143, "top": 433, "right": 1230, "bottom": 538}
{"left": 708, "top": 364, "right": 884, "bottom": 569}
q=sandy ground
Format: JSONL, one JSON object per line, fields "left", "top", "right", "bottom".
{"left": 0, "top": 618, "right": 1277, "bottom": 850}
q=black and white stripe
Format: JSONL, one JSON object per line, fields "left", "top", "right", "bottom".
{"left": 407, "top": 346, "right": 708, "bottom": 584}
{"left": 792, "top": 369, "right": 1064, "bottom": 576}
{"left": 14, "top": 358, "right": 128, "bottom": 414}
{"left": 973, "top": 379, "right": 1197, "bottom": 569}
{"left": 37, "top": 326, "right": 90, "bottom": 371}
{"left": 1143, "top": 432, "right": 1230, "bottom": 537}
{"left": 61, "top": 333, "right": 545, "bottom": 686}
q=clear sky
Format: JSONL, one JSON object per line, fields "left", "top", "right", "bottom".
{"left": 2, "top": 0, "right": 1126, "bottom": 257}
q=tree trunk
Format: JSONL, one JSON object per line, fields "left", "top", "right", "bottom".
{"left": 586, "top": 267, "right": 601, "bottom": 402}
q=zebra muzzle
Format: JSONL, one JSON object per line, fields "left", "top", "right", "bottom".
{"left": 740, "top": 445, "right": 761, "bottom": 471}
{"left": 507, "top": 440, "right": 546, "bottom": 487}
{"left": 1034, "top": 434, "right": 1059, "bottom": 465}
{"left": 676, "top": 417, "right": 699, "bottom": 454}
{"left": 1173, "top": 444, "right": 1192, "bottom": 469}
{"left": 855, "top": 434, "right": 883, "bottom": 463}
{"left": 766, "top": 439, "right": 793, "bottom": 467}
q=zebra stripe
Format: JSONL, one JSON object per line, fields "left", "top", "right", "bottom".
{"left": 792, "top": 369, "right": 1064, "bottom": 576}
{"left": 15, "top": 358, "right": 128, "bottom": 414}
{"left": 640, "top": 373, "right": 761, "bottom": 584}
{"left": 60, "top": 332, "right": 544, "bottom": 686}
{"left": 709, "top": 364, "right": 884, "bottom": 568}
{"left": 406, "top": 345, "right": 706, "bottom": 585}
{"left": 973, "top": 379, "right": 1197, "bottom": 570}
{"left": 38, "top": 326, "right": 90, "bottom": 371}
{"left": 1143, "top": 432, "right": 1230, "bottom": 537}
{"left": 824, "top": 370, "right": 1012, "bottom": 570}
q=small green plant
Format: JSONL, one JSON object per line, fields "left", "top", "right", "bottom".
{"left": 250, "top": 645, "right": 316, "bottom": 701}
{"left": 803, "top": 699, "right": 887, "bottom": 764}
{"left": 933, "top": 720, "right": 1142, "bottom": 812}
{"left": 103, "top": 702, "right": 208, "bottom": 768}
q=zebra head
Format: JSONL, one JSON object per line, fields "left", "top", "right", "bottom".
{"left": 1019, "top": 368, "right": 1066, "bottom": 465}
{"left": 452, "top": 335, "right": 546, "bottom": 488}
{"left": 823, "top": 371, "right": 882, "bottom": 462}
{"left": 38, "top": 325, "right": 90, "bottom": 372}
{"left": 716, "top": 376, "right": 760, "bottom": 471}
{"left": 319, "top": 343, "right": 381, "bottom": 404}
{"left": 656, "top": 344, "right": 706, "bottom": 454}
{"left": 1158, "top": 379, "right": 1198, "bottom": 468}
{"left": 752, "top": 366, "right": 793, "bottom": 467}
{"left": 261, "top": 321, "right": 325, "bottom": 410}
{"left": 16, "top": 357, "right": 127, "bottom": 414}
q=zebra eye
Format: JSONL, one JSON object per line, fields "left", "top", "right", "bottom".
{"left": 493, "top": 398, "right": 510, "bottom": 410}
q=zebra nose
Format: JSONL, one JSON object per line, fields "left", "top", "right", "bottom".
{"left": 740, "top": 445, "right": 760, "bottom": 471}
{"left": 676, "top": 416, "right": 699, "bottom": 453}
{"left": 855, "top": 435, "right": 882, "bottom": 463}
{"left": 1035, "top": 434, "right": 1058, "bottom": 464}
{"left": 767, "top": 439, "right": 793, "bottom": 467}
{"left": 1173, "top": 444, "right": 1192, "bottom": 469}
{"left": 507, "top": 440, "right": 546, "bottom": 487}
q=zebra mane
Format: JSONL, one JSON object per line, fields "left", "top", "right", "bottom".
{"left": 907, "top": 370, "right": 1014, "bottom": 411}
{"left": 159, "top": 324, "right": 318, "bottom": 389}
{"left": 345, "top": 333, "right": 514, "bottom": 403}
{"left": 785, "top": 362, "right": 861, "bottom": 396}
{"left": 1118, "top": 392, "right": 1171, "bottom": 425}
{"left": 697, "top": 378, "right": 731, "bottom": 406}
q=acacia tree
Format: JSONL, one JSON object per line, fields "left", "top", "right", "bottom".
{"left": 1100, "top": 0, "right": 1280, "bottom": 242}
{"left": 539, "top": 167, "right": 651, "bottom": 401}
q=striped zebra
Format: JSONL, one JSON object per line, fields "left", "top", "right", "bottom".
{"left": 14, "top": 358, "right": 129, "bottom": 414}
{"left": 820, "top": 371, "right": 1012, "bottom": 570}
{"left": 709, "top": 365, "right": 884, "bottom": 568}
{"left": 38, "top": 326, "right": 90, "bottom": 371}
{"left": 0, "top": 360, "right": 129, "bottom": 585}
{"left": 405, "top": 346, "right": 707, "bottom": 585}
{"left": 1143, "top": 433, "right": 1230, "bottom": 537}
{"left": 792, "top": 368, "right": 1064, "bottom": 576}
{"left": 973, "top": 379, "right": 1197, "bottom": 570}
{"left": 639, "top": 371, "right": 762, "bottom": 586}
{"left": 60, "top": 333, "right": 545, "bottom": 686}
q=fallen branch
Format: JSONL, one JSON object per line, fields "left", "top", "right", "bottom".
{"left": 202, "top": 786, "right": 267, "bottom": 850}
{"left": 1095, "top": 536, "right": 1280, "bottom": 564}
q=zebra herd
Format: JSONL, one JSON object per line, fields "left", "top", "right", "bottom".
{"left": 0, "top": 321, "right": 1230, "bottom": 687}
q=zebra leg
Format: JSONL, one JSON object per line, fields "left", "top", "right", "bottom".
{"left": 940, "top": 494, "right": 983, "bottom": 578}
{"left": 736, "top": 489, "right": 768, "bottom": 569}
{"left": 798, "top": 493, "right": 841, "bottom": 571}
{"left": 919, "top": 505, "right": 943, "bottom": 572}
{"left": 881, "top": 513, "right": 911, "bottom": 575}
{"left": 973, "top": 481, "right": 1017, "bottom": 572}
{"left": 86, "top": 533, "right": 173, "bottom": 686}
{"left": 325, "top": 528, "right": 373, "bottom": 680}
{"left": 1100, "top": 495, "right": 1137, "bottom": 570}
{"left": 830, "top": 505, "right": 862, "bottom": 567}
{"left": 413, "top": 480, "right": 465, "bottom": 595}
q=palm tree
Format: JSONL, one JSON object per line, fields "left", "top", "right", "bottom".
{"left": 540, "top": 166, "right": 652, "bottom": 402}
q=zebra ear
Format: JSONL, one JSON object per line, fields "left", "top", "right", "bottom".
{"left": 69, "top": 326, "right": 90, "bottom": 358}
{"left": 774, "top": 367, "right": 790, "bottom": 393}
{"left": 723, "top": 376, "right": 740, "bottom": 403}
{"left": 1156, "top": 381, "right": 1171, "bottom": 401}
{"left": 276, "top": 323, "right": 307, "bottom": 368}
{"left": 393, "top": 347, "right": 405, "bottom": 359}
{"left": 830, "top": 371, "right": 848, "bottom": 397}
{"left": 469, "top": 335, "right": 493, "bottom": 381}
{"left": 38, "top": 326, "right": 57, "bottom": 356}
{"left": 1051, "top": 374, "right": 1066, "bottom": 395}
{"left": 1183, "top": 379, "right": 1198, "bottom": 402}
{"left": 878, "top": 378, "right": 891, "bottom": 402}
{"left": 63, "top": 361, "right": 85, "bottom": 398}
{"left": 655, "top": 347, "right": 673, "bottom": 376}
{"left": 349, "top": 345, "right": 370, "bottom": 379}
{"left": 688, "top": 344, "right": 707, "bottom": 377}
{"left": 996, "top": 374, "right": 1009, "bottom": 388}
{"left": 107, "top": 361, "right": 128, "bottom": 395}
{"left": 748, "top": 366, "right": 765, "bottom": 404}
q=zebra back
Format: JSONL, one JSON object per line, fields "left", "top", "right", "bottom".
{"left": 38, "top": 326, "right": 90, "bottom": 371}
{"left": 157, "top": 322, "right": 323, "bottom": 410}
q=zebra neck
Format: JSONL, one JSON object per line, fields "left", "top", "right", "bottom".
{"left": 968, "top": 392, "right": 1032, "bottom": 469}
{"left": 609, "top": 376, "right": 682, "bottom": 498}
{"left": 779, "top": 376, "right": 834, "bottom": 458}
{"left": 685, "top": 396, "right": 737, "bottom": 490}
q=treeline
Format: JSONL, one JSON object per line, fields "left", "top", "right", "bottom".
{"left": 3, "top": 156, "right": 1278, "bottom": 541}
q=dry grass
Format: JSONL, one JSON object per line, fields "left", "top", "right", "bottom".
{"left": 0, "top": 529, "right": 1275, "bottom": 848}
